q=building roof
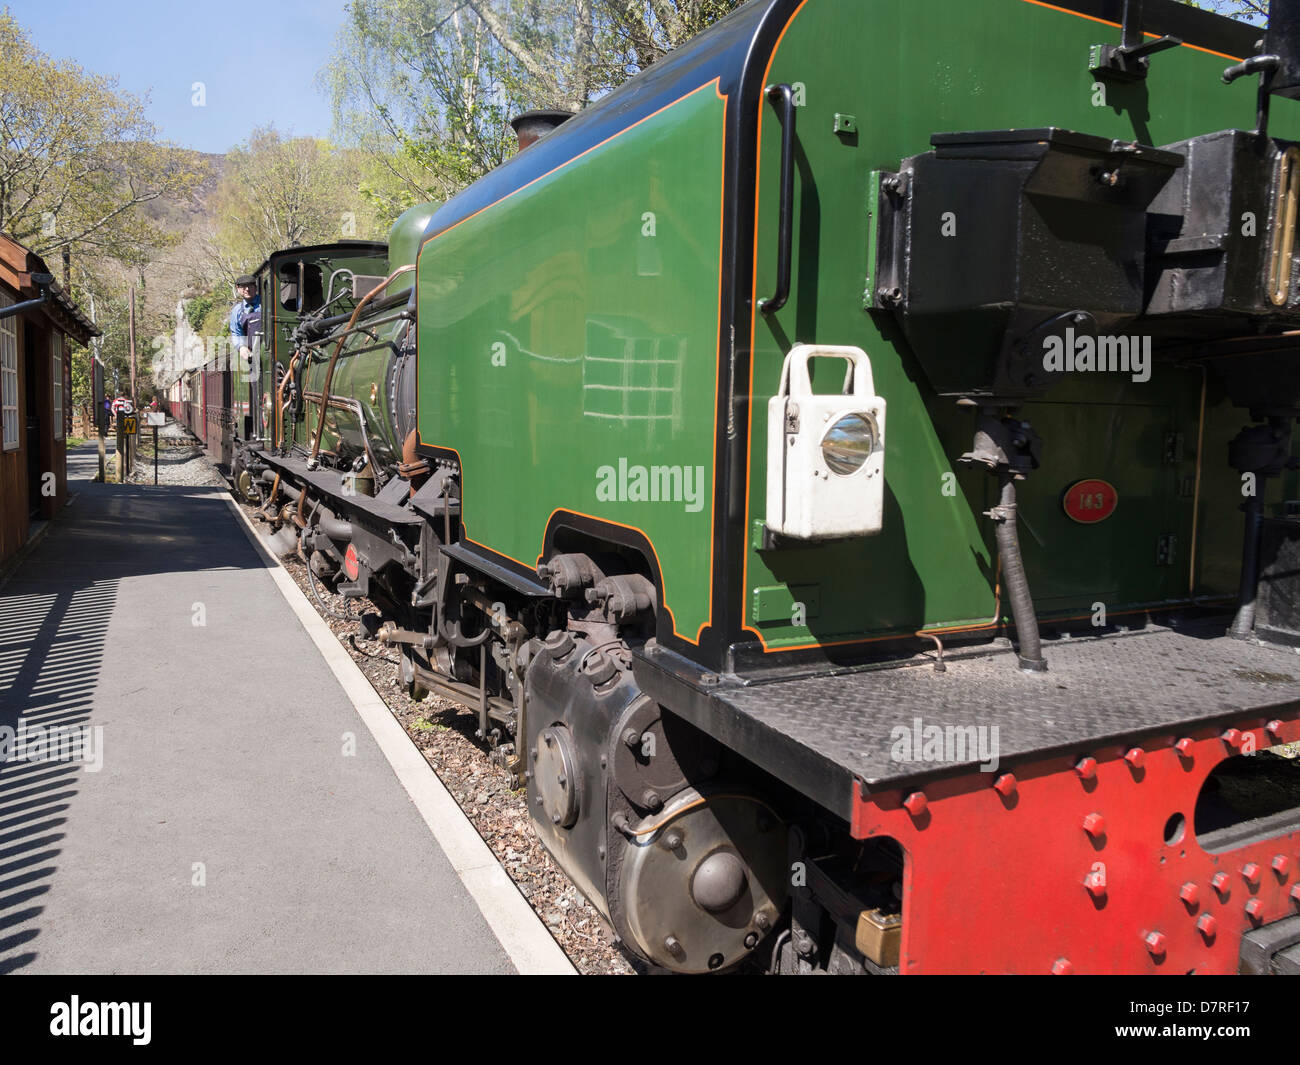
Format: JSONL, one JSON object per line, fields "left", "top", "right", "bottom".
{"left": 0, "top": 232, "right": 100, "bottom": 344}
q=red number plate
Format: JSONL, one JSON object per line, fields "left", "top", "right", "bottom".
{"left": 1062, "top": 478, "right": 1118, "bottom": 524}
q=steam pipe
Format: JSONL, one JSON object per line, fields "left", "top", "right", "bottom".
{"left": 993, "top": 475, "right": 1046, "bottom": 673}
{"left": 257, "top": 473, "right": 352, "bottom": 540}
{"left": 296, "top": 290, "right": 410, "bottom": 343}
{"left": 260, "top": 469, "right": 300, "bottom": 501}
{"left": 273, "top": 352, "right": 300, "bottom": 450}
{"left": 299, "top": 309, "right": 411, "bottom": 350}
{"left": 1229, "top": 493, "right": 1265, "bottom": 640}
{"left": 319, "top": 516, "right": 353, "bottom": 541}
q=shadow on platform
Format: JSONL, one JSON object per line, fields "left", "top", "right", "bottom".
{"left": 0, "top": 477, "right": 255, "bottom": 973}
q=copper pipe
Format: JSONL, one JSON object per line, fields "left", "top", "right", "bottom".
{"left": 910, "top": 556, "right": 1004, "bottom": 638}
{"left": 914, "top": 630, "right": 946, "bottom": 672}
{"left": 260, "top": 472, "right": 282, "bottom": 517}
{"left": 309, "top": 265, "right": 415, "bottom": 464}
{"left": 273, "top": 352, "right": 300, "bottom": 450}
{"left": 398, "top": 428, "right": 430, "bottom": 498}
{"left": 1269, "top": 147, "right": 1300, "bottom": 307}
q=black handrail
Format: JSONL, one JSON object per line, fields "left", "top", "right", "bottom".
{"left": 759, "top": 84, "right": 796, "bottom": 315}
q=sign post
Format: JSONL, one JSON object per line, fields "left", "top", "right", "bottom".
{"left": 121, "top": 413, "right": 137, "bottom": 484}
{"left": 146, "top": 411, "right": 165, "bottom": 485}
{"left": 92, "top": 355, "right": 106, "bottom": 483}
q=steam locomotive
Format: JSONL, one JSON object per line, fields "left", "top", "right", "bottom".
{"left": 196, "top": 0, "right": 1300, "bottom": 974}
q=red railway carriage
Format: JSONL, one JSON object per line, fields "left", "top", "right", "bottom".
{"left": 182, "top": 369, "right": 203, "bottom": 443}
{"left": 166, "top": 378, "right": 184, "bottom": 424}
{"left": 202, "top": 359, "right": 233, "bottom": 474}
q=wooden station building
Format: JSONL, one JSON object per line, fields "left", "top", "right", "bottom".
{"left": 0, "top": 233, "right": 98, "bottom": 567}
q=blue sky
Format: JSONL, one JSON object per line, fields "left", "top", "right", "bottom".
{"left": 8, "top": 0, "right": 348, "bottom": 153}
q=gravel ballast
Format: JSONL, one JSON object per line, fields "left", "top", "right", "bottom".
{"left": 128, "top": 420, "right": 227, "bottom": 487}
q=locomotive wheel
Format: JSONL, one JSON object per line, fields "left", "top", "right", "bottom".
{"left": 618, "top": 788, "right": 787, "bottom": 973}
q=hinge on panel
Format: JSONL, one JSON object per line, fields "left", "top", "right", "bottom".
{"left": 1157, "top": 533, "right": 1177, "bottom": 566}
{"left": 1163, "top": 431, "right": 1184, "bottom": 464}
{"left": 1089, "top": 0, "right": 1181, "bottom": 82}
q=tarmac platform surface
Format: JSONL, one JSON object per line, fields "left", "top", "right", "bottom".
{"left": 0, "top": 443, "right": 531, "bottom": 974}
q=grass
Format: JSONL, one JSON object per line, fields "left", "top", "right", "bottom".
{"left": 411, "top": 717, "right": 449, "bottom": 733}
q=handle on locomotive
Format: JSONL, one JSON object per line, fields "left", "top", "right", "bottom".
{"left": 759, "top": 84, "right": 796, "bottom": 315}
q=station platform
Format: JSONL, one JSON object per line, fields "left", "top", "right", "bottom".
{"left": 0, "top": 443, "right": 564, "bottom": 974}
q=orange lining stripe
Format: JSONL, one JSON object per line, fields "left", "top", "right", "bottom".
{"left": 1019, "top": 0, "right": 1243, "bottom": 62}
{"left": 741, "top": 0, "right": 813, "bottom": 651}
{"left": 760, "top": 598, "right": 1226, "bottom": 654}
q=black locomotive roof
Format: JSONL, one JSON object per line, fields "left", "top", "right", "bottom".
{"left": 251, "top": 240, "right": 388, "bottom": 280}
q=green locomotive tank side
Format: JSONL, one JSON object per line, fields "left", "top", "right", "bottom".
{"left": 744, "top": 0, "right": 1300, "bottom": 651}
{"left": 417, "top": 80, "right": 729, "bottom": 640}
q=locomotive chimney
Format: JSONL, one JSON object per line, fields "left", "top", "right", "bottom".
{"left": 510, "top": 109, "right": 575, "bottom": 151}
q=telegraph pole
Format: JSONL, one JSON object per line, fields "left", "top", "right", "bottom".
{"left": 90, "top": 289, "right": 105, "bottom": 483}
{"left": 129, "top": 284, "right": 138, "bottom": 409}
{"left": 128, "top": 285, "right": 139, "bottom": 473}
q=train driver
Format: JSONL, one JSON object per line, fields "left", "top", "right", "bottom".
{"left": 229, "top": 274, "right": 260, "bottom": 359}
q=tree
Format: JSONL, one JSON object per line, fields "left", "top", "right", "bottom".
{"left": 322, "top": 0, "right": 745, "bottom": 216}
{"left": 322, "top": 0, "right": 527, "bottom": 215}
{"left": 204, "top": 126, "right": 384, "bottom": 282}
{"left": 1202, "top": 1, "right": 1268, "bottom": 22}
{"left": 0, "top": 10, "right": 214, "bottom": 429}
{"left": 0, "top": 11, "right": 205, "bottom": 264}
